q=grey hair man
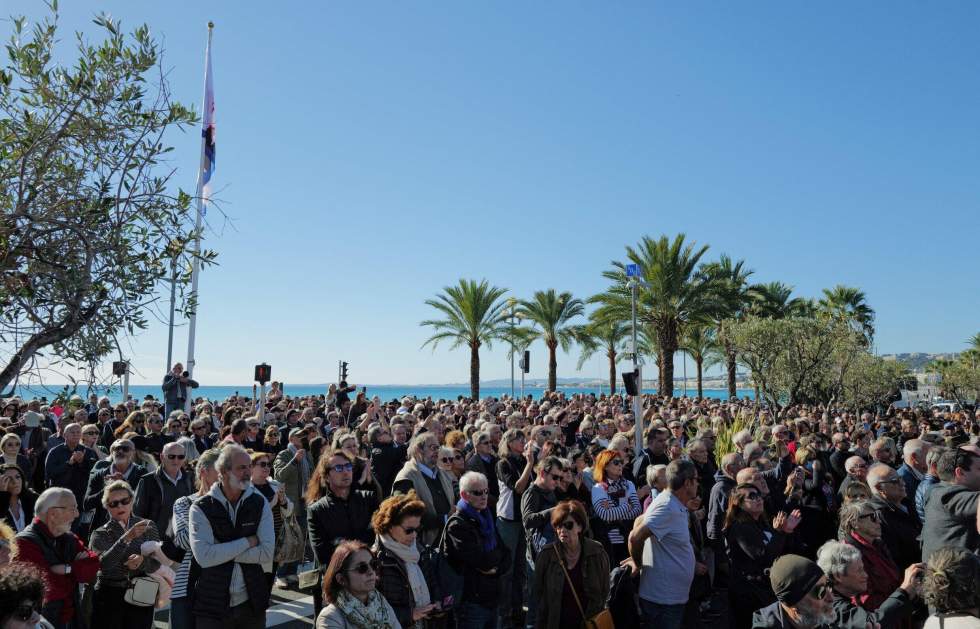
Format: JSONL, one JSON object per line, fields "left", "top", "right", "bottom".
{"left": 837, "top": 456, "right": 869, "bottom": 503}
{"left": 816, "top": 540, "right": 922, "bottom": 627}
{"left": 914, "top": 445, "right": 946, "bottom": 523}
{"left": 188, "top": 444, "right": 274, "bottom": 629}
{"left": 865, "top": 463, "right": 921, "bottom": 569}
{"left": 133, "top": 440, "right": 194, "bottom": 562}
{"left": 897, "top": 438, "right": 930, "bottom": 502}
{"left": 392, "top": 432, "right": 457, "bottom": 546}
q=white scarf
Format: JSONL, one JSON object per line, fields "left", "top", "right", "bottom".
{"left": 380, "top": 534, "right": 430, "bottom": 608}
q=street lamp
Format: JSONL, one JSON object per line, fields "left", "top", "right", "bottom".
{"left": 507, "top": 298, "right": 518, "bottom": 399}
{"left": 626, "top": 264, "right": 648, "bottom": 453}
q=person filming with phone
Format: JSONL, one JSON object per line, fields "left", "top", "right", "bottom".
{"left": 162, "top": 363, "right": 199, "bottom": 419}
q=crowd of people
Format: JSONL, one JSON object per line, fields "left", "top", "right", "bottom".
{"left": 0, "top": 364, "right": 976, "bottom": 629}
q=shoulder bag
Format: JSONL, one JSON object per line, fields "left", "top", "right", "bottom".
{"left": 553, "top": 545, "right": 614, "bottom": 629}
{"left": 123, "top": 576, "right": 160, "bottom": 607}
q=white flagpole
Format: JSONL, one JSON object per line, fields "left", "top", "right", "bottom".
{"left": 185, "top": 22, "right": 214, "bottom": 413}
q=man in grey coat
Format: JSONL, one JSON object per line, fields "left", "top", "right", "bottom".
{"left": 163, "top": 362, "right": 199, "bottom": 417}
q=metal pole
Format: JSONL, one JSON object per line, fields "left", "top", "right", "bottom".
{"left": 510, "top": 313, "right": 515, "bottom": 399}
{"left": 122, "top": 364, "right": 130, "bottom": 404}
{"left": 165, "top": 256, "right": 177, "bottom": 373}
{"left": 521, "top": 369, "right": 525, "bottom": 401}
{"left": 259, "top": 384, "right": 267, "bottom": 423}
{"left": 683, "top": 352, "right": 688, "bottom": 397}
{"left": 631, "top": 280, "right": 642, "bottom": 452}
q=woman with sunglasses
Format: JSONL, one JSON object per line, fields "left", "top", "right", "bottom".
{"left": 531, "top": 499, "right": 609, "bottom": 629}
{"left": 113, "top": 411, "right": 147, "bottom": 440}
{"left": 250, "top": 451, "right": 292, "bottom": 589}
{"left": 838, "top": 500, "right": 903, "bottom": 613}
{"left": 262, "top": 425, "right": 285, "bottom": 455}
{"left": 0, "top": 465, "right": 35, "bottom": 534}
{"left": 88, "top": 480, "right": 163, "bottom": 628}
{"left": 318, "top": 540, "right": 400, "bottom": 629}
{"left": 372, "top": 493, "right": 443, "bottom": 629}
{"left": 0, "top": 562, "right": 46, "bottom": 629}
{"left": 80, "top": 425, "right": 107, "bottom": 461}
{"left": 590, "top": 449, "right": 641, "bottom": 563}
{"left": 723, "top": 482, "right": 802, "bottom": 629}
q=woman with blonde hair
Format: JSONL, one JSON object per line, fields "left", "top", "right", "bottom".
{"left": 114, "top": 411, "right": 147, "bottom": 439}
{"left": 590, "top": 449, "right": 640, "bottom": 563}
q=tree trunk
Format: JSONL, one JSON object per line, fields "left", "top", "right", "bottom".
{"left": 696, "top": 358, "right": 704, "bottom": 398}
{"left": 607, "top": 348, "right": 617, "bottom": 395}
{"left": 726, "top": 343, "right": 737, "bottom": 400}
{"left": 656, "top": 351, "right": 664, "bottom": 394}
{"left": 548, "top": 341, "right": 558, "bottom": 392}
{"left": 470, "top": 341, "right": 480, "bottom": 400}
{"left": 658, "top": 321, "right": 678, "bottom": 398}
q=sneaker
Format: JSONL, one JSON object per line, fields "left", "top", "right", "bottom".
{"left": 274, "top": 577, "right": 290, "bottom": 589}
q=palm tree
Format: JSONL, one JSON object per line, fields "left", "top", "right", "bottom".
{"left": 819, "top": 285, "right": 875, "bottom": 344}
{"left": 590, "top": 234, "right": 718, "bottom": 394}
{"left": 970, "top": 332, "right": 980, "bottom": 352}
{"left": 749, "top": 281, "right": 805, "bottom": 319}
{"left": 420, "top": 279, "right": 509, "bottom": 399}
{"left": 679, "top": 322, "right": 720, "bottom": 399}
{"left": 516, "top": 289, "right": 585, "bottom": 392}
{"left": 574, "top": 318, "right": 629, "bottom": 394}
{"left": 703, "top": 255, "right": 753, "bottom": 399}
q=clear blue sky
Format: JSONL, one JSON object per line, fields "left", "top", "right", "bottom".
{"left": 8, "top": 2, "right": 980, "bottom": 386}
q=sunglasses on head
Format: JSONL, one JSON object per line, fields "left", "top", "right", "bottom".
{"left": 166, "top": 454, "right": 186, "bottom": 460}
{"left": 107, "top": 496, "right": 132, "bottom": 509}
{"left": 331, "top": 463, "right": 354, "bottom": 473}
{"left": 346, "top": 559, "right": 380, "bottom": 575}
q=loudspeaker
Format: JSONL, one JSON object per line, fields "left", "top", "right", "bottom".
{"left": 622, "top": 369, "right": 640, "bottom": 396}
{"left": 112, "top": 361, "right": 128, "bottom": 377}
{"left": 521, "top": 351, "right": 530, "bottom": 374}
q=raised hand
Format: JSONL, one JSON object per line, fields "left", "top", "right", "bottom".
{"left": 783, "top": 509, "right": 803, "bottom": 532}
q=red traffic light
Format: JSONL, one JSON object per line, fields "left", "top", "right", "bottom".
{"left": 254, "top": 363, "right": 271, "bottom": 384}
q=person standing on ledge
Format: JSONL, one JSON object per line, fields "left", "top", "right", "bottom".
{"left": 163, "top": 363, "right": 199, "bottom": 418}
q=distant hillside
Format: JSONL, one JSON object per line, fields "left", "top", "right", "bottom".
{"left": 882, "top": 352, "right": 960, "bottom": 372}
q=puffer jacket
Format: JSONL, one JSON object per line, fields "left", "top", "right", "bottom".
{"left": 444, "top": 507, "right": 510, "bottom": 608}
{"left": 374, "top": 538, "right": 441, "bottom": 629}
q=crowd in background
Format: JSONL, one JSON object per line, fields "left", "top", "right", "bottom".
{"left": 0, "top": 368, "right": 976, "bottom": 629}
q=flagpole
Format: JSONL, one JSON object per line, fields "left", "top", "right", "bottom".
{"left": 185, "top": 21, "right": 214, "bottom": 413}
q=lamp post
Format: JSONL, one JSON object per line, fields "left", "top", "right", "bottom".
{"left": 626, "top": 264, "right": 646, "bottom": 453}
{"left": 507, "top": 298, "right": 518, "bottom": 399}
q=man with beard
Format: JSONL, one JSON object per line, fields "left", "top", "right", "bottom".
{"left": 189, "top": 444, "right": 274, "bottom": 629}
{"left": 751, "top": 555, "right": 835, "bottom": 628}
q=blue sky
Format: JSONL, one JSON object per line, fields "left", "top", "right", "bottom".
{"left": 8, "top": 2, "right": 980, "bottom": 386}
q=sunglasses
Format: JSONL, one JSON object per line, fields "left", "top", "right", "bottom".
{"left": 346, "top": 559, "right": 380, "bottom": 575}
{"left": 549, "top": 474, "right": 563, "bottom": 482}
{"left": 331, "top": 463, "right": 354, "bottom": 473}
{"left": 809, "top": 582, "right": 831, "bottom": 600}
{"left": 255, "top": 460, "right": 271, "bottom": 468}
{"left": 166, "top": 454, "right": 186, "bottom": 460}
{"left": 11, "top": 602, "right": 39, "bottom": 622}
{"left": 107, "top": 496, "right": 132, "bottom": 509}
{"left": 467, "top": 489, "right": 488, "bottom": 497}
{"left": 611, "top": 459, "right": 623, "bottom": 466}
{"left": 399, "top": 525, "right": 421, "bottom": 535}
{"left": 440, "top": 457, "right": 459, "bottom": 464}
{"left": 559, "top": 520, "right": 578, "bottom": 531}
{"left": 112, "top": 446, "right": 132, "bottom": 453}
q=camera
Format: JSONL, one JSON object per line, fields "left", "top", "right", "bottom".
{"left": 182, "top": 371, "right": 189, "bottom": 378}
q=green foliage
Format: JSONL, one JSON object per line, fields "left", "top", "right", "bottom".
{"left": 515, "top": 289, "right": 584, "bottom": 391}
{"left": 0, "top": 5, "right": 211, "bottom": 390}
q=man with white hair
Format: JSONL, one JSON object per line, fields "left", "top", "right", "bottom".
{"left": 43, "top": 422, "right": 97, "bottom": 530}
{"left": 865, "top": 463, "right": 921, "bottom": 570}
{"left": 896, "top": 438, "right": 930, "bottom": 515}
{"left": 836, "top": 456, "right": 868, "bottom": 502}
{"left": 393, "top": 432, "right": 457, "bottom": 546}
{"left": 134, "top": 440, "right": 194, "bottom": 562}
{"left": 13, "top": 487, "right": 99, "bottom": 628}
{"left": 189, "top": 444, "right": 273, "bottom": 629}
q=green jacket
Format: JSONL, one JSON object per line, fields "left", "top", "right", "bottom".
{"left": 532, "top": 537, "right": 610, "bottom": 629}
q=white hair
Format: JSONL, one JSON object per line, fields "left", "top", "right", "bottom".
{"left": 460, "top": 471, "right": 488, "bottom": 493}
{"left": 902, "top": 438, "right": 927, "bottom": 461}
{"left": 162, "top": 441, "right": 186, "bottom": 457}
{"left": 816, "top": 540, "right": 862, "bottom": 580}
{"left": 35, "top": 487, "right": 75, "bottom": 516}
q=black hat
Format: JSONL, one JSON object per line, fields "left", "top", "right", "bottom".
{"left": 769, "top": 554, "right": 824, "bottom": 606}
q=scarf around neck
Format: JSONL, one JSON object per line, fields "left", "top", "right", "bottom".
{"left": 380, "top": 534, "right": 430, "bottom": 609}
{"left": 457, "top": 498, "right": 496, "bottom": 551}
{"left": 335, "top": 589, "right": 395, "bottom": 629}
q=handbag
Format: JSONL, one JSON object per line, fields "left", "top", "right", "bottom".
{"left": 553, "top": 545, "right": 614, "bottom": 629}
{"left": 275, "top": 511, "right": 305, "bottom": 564}
{"left": 123, "top": 576, "right": 160, "bottom": 608}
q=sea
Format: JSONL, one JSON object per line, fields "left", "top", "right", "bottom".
{"left": 12, "top": 383, "right": 755, "bottom": 404}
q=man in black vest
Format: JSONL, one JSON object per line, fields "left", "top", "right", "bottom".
{"left": 189, "top": 444, "right": 273, "bottom": 629}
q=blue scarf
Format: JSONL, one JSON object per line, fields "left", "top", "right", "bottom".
{"left": 456, "top": 498, "right": 496, "bottom": 551}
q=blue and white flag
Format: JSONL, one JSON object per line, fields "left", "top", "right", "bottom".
{"left": 198, "top": 26, "right": 215, "bottom": 216}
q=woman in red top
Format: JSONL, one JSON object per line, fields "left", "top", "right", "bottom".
{"left": 839, "top": 500, "right": 902, "bottom": 612}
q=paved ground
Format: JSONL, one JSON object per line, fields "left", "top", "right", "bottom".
{"left": 153, "top": 585, "right": 315, "bottom": 628}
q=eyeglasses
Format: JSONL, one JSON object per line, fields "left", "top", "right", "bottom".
{"left": 330, "top": 463, "right": 354, "bottom": 473}
{"left": 255, "top": 461, "right": 271, "bottom": 468}
{"left": 809, "top": 582, "right": 831, "bottom": 600}
{"left": 107, "top": 496, "right": 132, "bottom": 509}
{"left": 467, "top": 489, "right": 488, "bottom": 497}
{"left": 11, "top": 602, "right": 39, "bottom": 622}
{"left": 559, "top": 520, "right": 578, "bottom": 531}
{"left": 166, "top": 454, "right": 186, "bottom": 460}
{"left": 858, "top": 511, "right": 880, "bottom": 523}
{"left": 113, "top": 445, "right": 132, "bottom": 453}
{"left": 549, "top": 474, "right": 563, "bottom": 482}
{"left": 346, "top": 559, "right": 380, "bottom": 575}
{"left": 399, "top": 525, "right": 420, "bottom": 535}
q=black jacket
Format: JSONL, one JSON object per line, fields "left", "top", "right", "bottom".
{"left": 83, "top": 462, "right": 147, "bottom": 532}
{"left": 752, "top": 601, "right": 832, "bottom": 629}
{"left": 868, "top": 496, "right": 921, "bottom": 570}
{"left": 921, "top": 482, "right": 980, "bottom": 563}
{"left": 133, "top": 467, "right": 195, "bottom": 561}
{"left": 464, "top": 453, "right": 499, "bottom": 512}
{"left": 444, "top": 508, "right": 510, "bottom": 608}
{"left": 374, "top": 539, "right": 440, "bottom": 629}
{"left": 306, "top": 489, "right": 378, "bottom": 568}
{"left": 44, "top": 443, "right": 98, "bottom": 505}
{"left": 370, "top": 442, "right": 406, "bottom": 497}
{"left": 830, "top": 588, "right": 914, "bottom": 629}
{"left": 707, "top": 470, "right": 736, "bottom": 542}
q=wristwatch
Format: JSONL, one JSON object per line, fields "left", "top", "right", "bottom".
{"left": 63, "top": 564, "right": 71, "bottom": 575}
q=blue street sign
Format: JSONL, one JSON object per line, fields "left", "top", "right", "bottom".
{"left": 626, "top": 263, "right": 639, "bottom": 277}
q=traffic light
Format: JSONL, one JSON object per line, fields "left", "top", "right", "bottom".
{"left": 112, "top": 361, "right": 128, "bottom": 377}
{"left": 341, "top": 361, "right": 349, "bottom": 382}
{"left": 254, "top": 363, "right": 271, "bottom": 384}
{"left": 622, "top": 369, "right": 640, "bottom": 396}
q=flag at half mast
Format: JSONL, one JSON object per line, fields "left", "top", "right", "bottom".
{"left": 198, "top": 22, "right": 215, "bottom": 215}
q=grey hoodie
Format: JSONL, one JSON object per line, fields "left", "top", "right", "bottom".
{"left": 189, "top": 481, "right": 275, "bottom": 608}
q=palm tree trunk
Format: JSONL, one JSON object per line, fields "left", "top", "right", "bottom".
{"left": 656, "top": 351, "right": 664, "bottom": 394}
{"left": 725, "top": 343, "right": 737, "bottom": 400}
{"left": 607, "top": 349, "right": 617, "bottom": 395}
{"left": 548, "top": 341, "right": 558, "bottom": 392}
{"left": 470, "top": 342, "right": 480, "bottom": 399}
{"left": 659, "top": 322, "right": 677, "bottom": 397}
{"left": 696, "top": 358, "right": 703, "bottom": 398}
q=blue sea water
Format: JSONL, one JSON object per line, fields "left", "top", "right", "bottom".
{"left": 13, "top": 383, "right": 755, "bottom": 404}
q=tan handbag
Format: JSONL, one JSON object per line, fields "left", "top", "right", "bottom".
{"left": 553, "top": 545, "right": 615, "bottom": 629}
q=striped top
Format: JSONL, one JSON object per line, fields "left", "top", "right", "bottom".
{"left": 171, "top": 494, "right": 196, "bottom": 599}
{"left": 591, "top": 478, "right": 641, "bottom": 545}
{"left": 88, "top": 516, "right": 161, "bottom": 588}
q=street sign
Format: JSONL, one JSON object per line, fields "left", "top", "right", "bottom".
{"left": 626, "top": 264, "right": 639, "bottom": 277}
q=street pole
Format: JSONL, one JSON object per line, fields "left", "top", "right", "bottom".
{"left": 165, "top": 256, "right": 177, "bottom": 373}
{"left": 122, "top": 364, "right": 130, "bottom": 404}
{"left": 631, "top": 279, "right": 642, "bottom": 452}
{"left": 259, "top": 383, "right": 267, "bottom": 423}
{"left": 510, "top": 311, "right": 515, "bottom": 399}
{"left": 521, "top": 368, "right": 525, "bottom": 401}
{"left": 683, "top": 352, "right": 688, "bottom": 397}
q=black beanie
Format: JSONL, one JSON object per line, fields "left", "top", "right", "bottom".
{"left": 769, "top": 554, "right": 824, "bottom": 606}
